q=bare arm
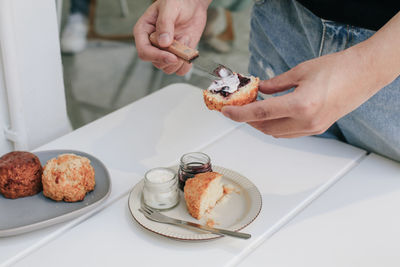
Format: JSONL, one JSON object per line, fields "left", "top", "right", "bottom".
{"left": 353, "top": 11, "right": 400, "bottom": 90}
{"left": 222, "top": 11, "right": 400, "bottom": 138}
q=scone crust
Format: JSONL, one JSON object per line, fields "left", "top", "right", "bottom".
{"left": 203, "top": 76, "right": 259, "bottom": 112}
{"left": 42, "top": 153, "right": 95, "bottom": 202}
{"left": 184, "top": 172, "right": 222, "bottom": 219}
{"left": 0, "top": 151, "right": 43, "bottom": 199}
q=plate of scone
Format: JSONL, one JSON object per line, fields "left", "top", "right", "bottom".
{"left": 128, "top": 166, "right": 262, "bottom": 241}
{"left": 0, "top": 149, "right": 111, "bottom": 237}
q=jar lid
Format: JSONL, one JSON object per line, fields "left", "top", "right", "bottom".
{"left": 180, "top": 152, "right": 210, "bottom": 165}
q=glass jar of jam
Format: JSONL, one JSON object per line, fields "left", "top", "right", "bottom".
{"left": 178, "top": 152, "right": 212, "bottom": 190}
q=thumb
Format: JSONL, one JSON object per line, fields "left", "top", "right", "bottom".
{"left": 259, "top": 68, "right": 298, "bottom": 94}
{"left": 156, "top": 2, "right": 180, "bottom": 47}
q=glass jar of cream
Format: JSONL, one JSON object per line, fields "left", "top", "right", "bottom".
{"left": 142, "top": 167, "right": 179, "bottom": 210}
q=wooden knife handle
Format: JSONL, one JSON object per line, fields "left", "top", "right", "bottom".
{"left": 149, "top": 32, "right": 199, "bottom": 62}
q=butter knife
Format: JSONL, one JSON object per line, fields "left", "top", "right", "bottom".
{"left": 149, "top": 32, "right": 234, "bottom": 78}
{"left": 139, "top": 207, "right": 251, "bottom": 239}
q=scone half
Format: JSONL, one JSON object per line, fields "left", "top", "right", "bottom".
{"left": 184, "top": 172, "right": 223, "bottom": 220}
{"left": 203, "top": 74, "right": 259, "bottom": 112}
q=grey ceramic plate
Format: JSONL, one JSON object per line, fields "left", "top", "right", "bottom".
{"left": 0, "top": 149, "right": 111, "bottom": 237}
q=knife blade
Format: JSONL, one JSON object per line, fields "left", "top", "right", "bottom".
{"left": 138, "top": 208, "right": 251, "bottom": 239}
{"left": 183, "top": 220, "right": 251, "bottom": 239}
{"left": 148, "top": 32, "right": 233, "bottom": 78}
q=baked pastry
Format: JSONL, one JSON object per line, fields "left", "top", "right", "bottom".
{"left": 203, "top": 72, "right": 259, "bottom": 112}
{"left": 184, "top": 172, "right": 223, "bottom": 219}
{"left": 0, "top": 151, "right": 43, "bottom": 199}
{"left": 42, "top": 153, "right": 95, "bottom": 202}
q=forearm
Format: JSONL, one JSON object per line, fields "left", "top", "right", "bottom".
{"left": 348, "top": 11, "right": 400, "bottom": 91}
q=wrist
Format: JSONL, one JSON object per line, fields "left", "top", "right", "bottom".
{"left": 348, "top": 12, "right": 400, "bottom": 90}
{"left": 346, "top": 39, "right": 399, "bottom": 94}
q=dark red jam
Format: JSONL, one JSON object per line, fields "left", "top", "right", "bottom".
{"left": 178, "top": 152, "right": 212, "bottom": 190}
{"left": 238, "top": 74, "right": 250, "bottom": 88}
{"left": 178, "top": 162, "right": 212, "bottom": 190}
{"left": 219, "top": 88, "right": 230, "bottom": 97}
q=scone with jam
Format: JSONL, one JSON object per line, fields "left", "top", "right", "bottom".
{"left": 203, "top": 71, "right": 259, "bottom": 112}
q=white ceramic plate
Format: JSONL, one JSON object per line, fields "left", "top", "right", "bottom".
{"left": 128, "top": 166, "right": 262, "bottom": 241}
{"left": 0, "top": 149, "right": 111, "bottom": 237}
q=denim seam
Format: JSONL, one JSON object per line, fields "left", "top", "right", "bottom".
{"left": 346, "top": 24, "right": 350, "bottom": 47}
{"left": 348, "top": 25, "right": 353, "bottom": 48}
{"left": 318, "top": 19, "right": 326, "bottom": 57}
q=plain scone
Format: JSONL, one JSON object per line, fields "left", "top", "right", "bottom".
{"left": 203, "top": 75, "right": 259, "bottom": 112}
{"left": 184, "top": 172, "right": 223, "bottom": 220}
{"left": 42, "top": 153, "right": 95, "bottom": 202}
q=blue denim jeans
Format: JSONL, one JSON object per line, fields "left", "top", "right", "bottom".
{"left": 249, "top": 0, "right": 400, "bottom": 162}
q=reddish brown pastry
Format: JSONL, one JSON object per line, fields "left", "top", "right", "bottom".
{"left": 42, "top": 153, "right": 95, "bottom": 202}
{"left": 184, "top": 172, "right": 223, "bottom": 220}
{"left": 0, "top": 151, "right": 43, "bottom": 199}
{"left": 203, "top": 73, "right": 259, "bottom": 112}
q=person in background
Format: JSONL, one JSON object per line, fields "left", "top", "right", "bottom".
{"left": 61, "top": 0, "right": 90, "bottom": 54}
{"left": 133, "top": 0, "right": 400, "bottom": 162}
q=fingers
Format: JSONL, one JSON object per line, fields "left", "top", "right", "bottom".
{"left": 259, "top": 69, "right": 298, "bottom": 94}
{"left": 221, "top": 94, "right": 294, "bottom": 123}
{"left": 272, "top": 133, "right": 307, "bottom": 138}
{"left": 153, "top": 59, "right": 191, "bottom": 75}
{"left": 248, "top": 119, "right": 316, "bottom": 138}
{"left": 248, "top": 118, "right": 327, "bottom": 138}
{"left": 134, "top": 9, "right": 179, "bottom": 65}
{"left": 156, "top": 0, "right": 180, "bottom": 47}
{"left": 174, "top": 35, "right": 193, "bottom": 76}
{"left": 163, "top": 60, "right": 184, "bottom": 74}
{"left": 176, "top": 62, "right": 192, "bottom": 76}
{"left": 248, "top": 118, "right": 297, "bottom": 136}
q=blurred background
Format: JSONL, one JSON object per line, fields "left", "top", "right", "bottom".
{"left": 59, "top": 0, "right": 252, "bottom": 129}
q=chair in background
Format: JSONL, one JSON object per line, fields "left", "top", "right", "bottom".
{"left": 1, "top": 0, "right": 72, "bottom": 152}
{"left": 59, "top": 0, "right": 166, "bottom": 128}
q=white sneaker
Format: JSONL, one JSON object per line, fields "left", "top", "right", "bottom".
{"left": 61, "top": 13, "right": 88, "bottom": 54}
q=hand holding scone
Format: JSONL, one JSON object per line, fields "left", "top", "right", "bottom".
{"left": 221, "top": 47, "right": 395, "bottom": 138}
{"left": 203, "top": 73, "right": 259, "bottom": 111}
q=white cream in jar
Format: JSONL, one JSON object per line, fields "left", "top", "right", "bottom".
{"left": 142, "top": 167, "right": 179, "bottom": 210}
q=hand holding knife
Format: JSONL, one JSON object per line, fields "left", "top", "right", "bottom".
{"left": 149, "top": 32, "right": 234, "bottom": 78}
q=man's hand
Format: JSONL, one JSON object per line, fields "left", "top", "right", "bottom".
{"left": 222, "top": 10, "right": 400, "bottom": 138}
{"left": 222, "top": 47, "right": 397, "bottom": 138}
{"left": 133, "top": 0, "right": 210, "bottom": 76}
{"left": 222, "top": 12, "right": 400, "bottom": 138}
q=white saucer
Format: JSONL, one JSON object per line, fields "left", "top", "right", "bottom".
{"left": 128, "top": 166, "right": 262, "bottom": 241}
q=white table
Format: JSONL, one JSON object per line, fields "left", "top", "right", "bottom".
{"left": 1, "top": 84, "right": 367, "bottom": 266}
{"left": 240, "top": 153, "right": 400, "bottom": 267}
